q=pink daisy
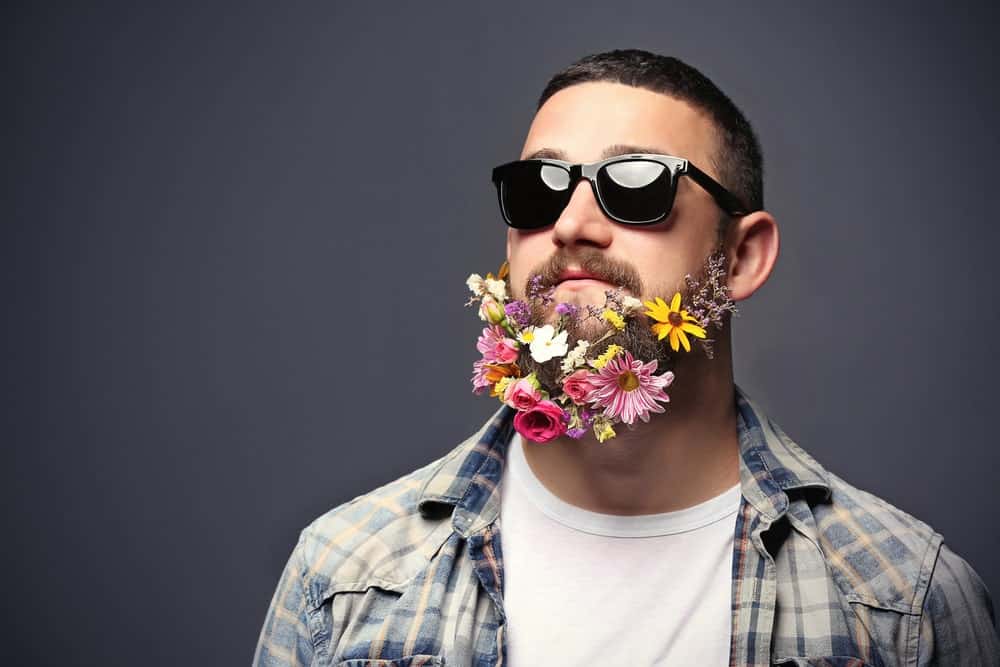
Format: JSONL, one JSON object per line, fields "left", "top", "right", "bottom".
{"left": 471, "top": 358, "right": 491, "bottom": 395}
{"left": 585, "top": 350, "right": 674, "bottom": 425}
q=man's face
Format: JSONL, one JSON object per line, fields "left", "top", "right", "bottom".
{"left": 506, "top": 82, "right": 724, "bottom": 324}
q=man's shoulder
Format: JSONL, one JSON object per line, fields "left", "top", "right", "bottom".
{"left": 752, "top": 404, "right": 998, "bottom": 662}
{"left": 810, "top": 463, "right": 943, "bottom": 610}
{"left": 290, "top": 416, "right": 494, "bottom": 604}
{"left": 738, "top": 393, "right": 942, "bottom": 612}
{"left": 295, "top": 450, "right": 460, "bottom": 594}
{"left": 747, "top": 398, "right": 945, "bottom": 612}
{"left": 802, "top": 454, "right": 997, "bottom": 658}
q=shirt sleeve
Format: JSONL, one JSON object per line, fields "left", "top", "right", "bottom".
{"left": 253, "top": 532, "right": 316, "bottom": 667}
{"left": 917, "top": 542, "right": 1000, "bottom": 665}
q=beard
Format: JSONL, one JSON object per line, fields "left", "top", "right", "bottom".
{"left": 516, "top": 244, "right": 732, "bottom": 394}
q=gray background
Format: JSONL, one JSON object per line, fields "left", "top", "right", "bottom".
{"left": 5, "top": 1, "right": 998, "bottom": 664}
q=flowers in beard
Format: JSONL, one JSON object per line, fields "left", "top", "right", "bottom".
{"left": 504, "top": 300, "right": 531, "bottom": 328}
{"left": 477, "top": 325, "right": 519, "bottom": 364}
{"left": 503, "top": 374, "right": 543, "bottom": 411}
{"left": 512, "top": 399, "right": 568, "bottom": 443}
{"left": 643, "top": 292, "right": 706, "bottom": 353}
{"left": 562, "top": 369, "right": 595, "bottom": 405}
{"left": 471, "top": 358, "right": 492, "bottom": 395}
{"left": 464, "top": 248, "right": 734, "bottom": 443}
{"left": 468, "top": 262, "right": 521, "bottom": 397}
{"left": 472, "top": 359, "right": 521, "bottom": 397}
{"left": 527, "top": 324, "right": 568, "bottom": 363}
{"left": 479, "top": 296, "right": 506, "bottom": 324}
{"left": 585, "top": 350, "right": 674, "bottom": 425}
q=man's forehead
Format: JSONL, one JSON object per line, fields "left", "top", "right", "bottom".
{"left": 522, "top": 143, "right": 676, "bottom": 162}
{"left": 518, "top": 82, "right": 715, "bottom": 168}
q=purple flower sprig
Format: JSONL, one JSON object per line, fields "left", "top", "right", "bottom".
{"left": 564, "top": 406, "right": 596, "bottom": 439}
{"left": 504, "top": 300, "right": 531, "bottom": 328}
{"left": 682, "top": 248, "right": 738, "bottom": 358}
{"left": 526, "top": 275, "right": 556, "bottom": 305}
{"left": 554, "top": 302, "right": 580, "bottom": 318}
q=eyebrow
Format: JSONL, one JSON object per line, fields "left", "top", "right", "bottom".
{"left": 522, "top": 143, "right": 670, "bottom": 161}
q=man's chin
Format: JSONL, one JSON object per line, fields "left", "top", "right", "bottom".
{"left": 571, "top": 319, "right": 611, "bottom": 343}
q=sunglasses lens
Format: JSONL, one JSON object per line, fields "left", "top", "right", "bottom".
{"left": 498, "top": 162, "right": 572, "bottom": 229}
{"left": 597, "top": 159, "right": 673, "bottom": 223}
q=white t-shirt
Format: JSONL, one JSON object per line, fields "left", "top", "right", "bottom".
{"left": 500, "top": 433, "right": 740, "bottom": 666}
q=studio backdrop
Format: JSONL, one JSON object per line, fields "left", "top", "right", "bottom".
{"left": 5, "top": 1, "right": 998, "bottom": 664}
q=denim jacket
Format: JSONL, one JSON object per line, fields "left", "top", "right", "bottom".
{"left": 254, "top": 386, "right": 999, "bottom": 666}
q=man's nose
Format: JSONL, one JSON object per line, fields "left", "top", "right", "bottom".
{"left": 551, "top": 179, "right": 614, "bottom": 249}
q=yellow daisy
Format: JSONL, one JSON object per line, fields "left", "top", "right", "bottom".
{"left": 601, "top": 309, "right": 626, "bottom": 331}
{"left": 643, "top": 292, "right": 707, "bottom": 353}
{"left": 591, "top": 344, "right": 623, "bottom": 369}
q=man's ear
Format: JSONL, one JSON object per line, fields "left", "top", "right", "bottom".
{"left": 724, "top": 210, "right": 780, "bottom": 302}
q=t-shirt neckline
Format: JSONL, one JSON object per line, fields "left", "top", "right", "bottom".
{"left": 506, "top": 432, "right": 742, "bottom": 538}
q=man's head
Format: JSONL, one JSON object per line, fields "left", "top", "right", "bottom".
{"left": 537, "top": 49, "right": 765, "bottom": 219}
{"left": 505, "top": 49, "right": 778, "bottom": 333}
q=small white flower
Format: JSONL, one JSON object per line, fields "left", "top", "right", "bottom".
{"left": 560, "top": 340, "right": 591, "bottom": 374}
{"left": 529, "top": 324, "right": 569, "bottom": 363}
{"left": 622, "top": 296, "right": 643, "bottom": 314}
{"left": 484, "top": 277, "right": 507, "bottom": 302}
{"left": 466, "top": 273, "right": 486, "bottom": 296}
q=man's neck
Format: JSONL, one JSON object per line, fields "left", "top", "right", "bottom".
{"left": 518, "top": 340, "right": 740, "bottom": 515}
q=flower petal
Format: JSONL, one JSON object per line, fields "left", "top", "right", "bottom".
{"left": 643, "top": 298, "right": 669, "bottom": 322}
{"left": 669, "top": 292, "right": 682, "bottom": 312}
{"left": 681, "top": 322, "right": 707, "bottom": 338}
{"left": 677, "top": 329, "right": 691, "bottom": 352}
{"left": 668, "top": 328, "right": 680, "bottom": 352}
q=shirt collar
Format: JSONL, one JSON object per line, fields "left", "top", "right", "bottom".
{"left": 417, "top": 385, "right": 831, "bottom": 532}
{"left": 732, "top": 385, "right": 831, "bottom": 521}
{"left": 417, "top": 404, "right": 515, "bottom": 537}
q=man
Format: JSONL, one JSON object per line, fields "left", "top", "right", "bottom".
{"left": 254, "top": 49, "right": 999, "bottom": 666}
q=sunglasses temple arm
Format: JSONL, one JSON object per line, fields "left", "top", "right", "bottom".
{"left": 684, "top": 163, "right": 752, "bottom": 217}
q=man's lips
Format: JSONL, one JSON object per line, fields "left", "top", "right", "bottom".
{"left": 551, "top": 270, "right": 636, "bottom": 299}
{"left": 557, "top": 278, "right": 612, "bottom": 290}
{"left": 556, "top": 269, "right": 606, "bottom": 284}
{"left": 556, "top": 275, "right": 610, "bottom": 294}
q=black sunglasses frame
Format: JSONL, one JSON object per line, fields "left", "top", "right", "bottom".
{"left": 491, "top": 153, "right": 752, "bottom": 229}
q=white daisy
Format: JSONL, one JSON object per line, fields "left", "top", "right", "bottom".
{"left": 529, "top": 324, "right": 569, "bottom": 363}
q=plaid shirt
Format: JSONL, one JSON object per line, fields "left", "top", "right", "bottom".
{"left": 254, "top": 386, "right": 999, "bottom": 666}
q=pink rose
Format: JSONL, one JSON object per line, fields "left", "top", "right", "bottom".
{"left": 504, "top": 378, "right": 542, "bottom": 411}
{"left": 513, "top": 400, "right": 567, "bottom": 443}
{"left": 493, "top": 338, "right": 519, "bottom": 364}
{"left": 476, "top": 325, "right": 519, "bottom": 364}
{"left": 562, "top": 369, "right": 596, "bottom": 405}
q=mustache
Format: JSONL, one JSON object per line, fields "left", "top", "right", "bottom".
{"left": 528, "top": 249, "right": 643, "bottom": 296}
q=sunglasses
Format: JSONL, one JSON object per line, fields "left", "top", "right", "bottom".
{"left": 491, "top": 153, "right": 752, "bottom": 229}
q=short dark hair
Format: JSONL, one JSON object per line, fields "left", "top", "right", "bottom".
{"left": 538, "top": 49, "right": 764, "bottom": 217}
